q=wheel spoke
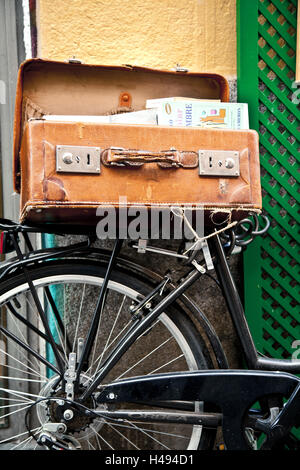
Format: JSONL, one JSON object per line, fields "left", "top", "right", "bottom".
{"left": 3, "top": 312, "right": 42, "bottom": 373}
{"left": 85, "top": 318, "right": 133, "bottom": 379}
{"left": 93, "top": 430, "right": 102, "bottom": 449}
{"left": 115, "top": 336, "right": 174, "bottom": 380}
{"left": 0, "top": 325, "right": 60, "bottom": 375}
{"left": 87, "top": 440, "right": 96, "bottom": 450}
{"left": 105, "top": 421, "right": 140, "bottom": 450}
{"left": 0, "top": 387, "right": 46, "bottom": 401}
{"left": 0, "top": 376, "right": 45, "bottom": 383}
{"left": 90, "top": 425, "right": 115, "bottom": 450}
{"left": 10, "top": 436, "right": 32, "bottom": 450}
{"left": 0, "top": 426, "right": 42, "bottom": 445}
{"left": 0, "top": 403, "right": 38, "bottom": 419}
{"left": 0, "top": 402, "right": 34, "bottom": 410}
{"left": 97, "top": 294, "right": 126, "bottom": 367}
{"left": 147, "top": 353, "right": 184, "bottom": 375}
{"left": 0, "top": 397, "right": 32, "bottom": 404}
{"left": 0, "top": 346, "right": 48, "bottom": 380}
{"left": 87, "top": 318, "right": 161, "bottom": 383}
{"left": 89, "top": 298, "right": 106, "bottom": 377}
{"left": 100, "top": 419, "right": 191, "bottom": 440}
{"left": 24, "top": 296, "right": 57, "bottom": 369}
{"left": 124, "top": 419, "right": 170, "bottom": 450}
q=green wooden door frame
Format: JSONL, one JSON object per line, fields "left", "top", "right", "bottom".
{"left": 237, "top": 0, "right": 299, "bottom": 359}
{"left": 237, "top": 0, "right": 263, "bottom": 349}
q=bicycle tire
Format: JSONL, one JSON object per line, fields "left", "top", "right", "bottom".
{"left": 0, "top": 260, "right": 215, "bottom": 450}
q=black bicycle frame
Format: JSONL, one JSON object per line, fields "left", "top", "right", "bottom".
{"left": 1, "top": 220, "right": 300, "bottom": 449}
{"left": 79, "top": 235, "right": 300, "bottom": 401}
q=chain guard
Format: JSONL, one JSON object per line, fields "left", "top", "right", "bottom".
{"left": 97, "top": 369, "right": 300, "bottom": 450}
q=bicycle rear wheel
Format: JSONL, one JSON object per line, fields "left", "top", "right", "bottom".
{"left": 0, "top": 260, "right": 214, "bottom": 450}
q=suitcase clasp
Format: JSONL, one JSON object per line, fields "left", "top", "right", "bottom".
{"left": 56, "top": 145, "right": 101, "bottom": 174}
{"left": 198, "top": 150, "right": 240, "bottom": 177}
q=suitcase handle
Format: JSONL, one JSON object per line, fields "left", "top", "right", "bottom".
{"left": 101, "top": 147, "right": 198, "bottom": 168}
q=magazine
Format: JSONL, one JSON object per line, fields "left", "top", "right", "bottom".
{"left": 42, "top": 108, "right": 158, "bottom": 125}
{"left": 148, "top": 99, "right": 249, "bottom": 129}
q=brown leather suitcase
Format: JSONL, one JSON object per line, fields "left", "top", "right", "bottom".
{"left": 13, "top": 59, "right": 261, "bottom": 229}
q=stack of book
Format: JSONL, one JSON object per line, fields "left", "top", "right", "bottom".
{"left": 146, "top": 97, "right": 249, "bottom": 130}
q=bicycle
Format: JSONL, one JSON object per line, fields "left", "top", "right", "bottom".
{"left": 0, "top": 213, "right": 299, "bottom": 450}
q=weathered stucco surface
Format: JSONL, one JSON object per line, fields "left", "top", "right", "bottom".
{"left": 37, "top": 0, "right": 236, "bottom": 77}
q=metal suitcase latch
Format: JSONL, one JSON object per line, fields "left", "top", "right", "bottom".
{"left": 199, "top": 150, "right": 240, "bottom": 177}
{"left": 56, "top": 146, "right": 101, "bottom": 174}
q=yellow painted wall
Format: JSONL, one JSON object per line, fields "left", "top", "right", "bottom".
{"left": 37, "top": 0, "right": 236, "bottom": 78}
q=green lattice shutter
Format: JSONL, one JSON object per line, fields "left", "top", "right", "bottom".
{"left": 237, "top": 0, "right": 299, "bottom": 361}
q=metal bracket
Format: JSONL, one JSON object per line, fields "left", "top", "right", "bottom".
{"left": 68, "top": 56, "right": 82, "bottom": 64}
{"left": 56, "top": 145, "right": 101, "bottom": 174}
{"left": 184, "top": 238, "right": 214, "bottom": 271}
{"left": 77, "top": 338, "right": 84, "bottom": 363}
{"left": 191, "top": 260, "right": 206, "bottom": 274}
{"left": 201, "top": 239, "right": 214, "bottom": 270}
{"left": 137, "top": 239, "right": 148, "bottom": 253}
{"left": 129, "top": 276, "right": 171, "bottom": 319}
{"left": 199, "top": 150, "right": 240, "bottom": 177}
{"left": 173, "top": 64, "right": 189, "bottom": 73}
{"left": 42, "top": 422, "right": 67, "bottom": 434}
{"left": 135, "top": 239, "right": 213, "bottom": 271}
{"left": 38, "top": 430, "right": 81, "bottom": 450}
{"left": 64, "top": 353, "right": 77, "bottom": 400}
{"left": 133, "top": 241, "right": 189, "bottom": 260}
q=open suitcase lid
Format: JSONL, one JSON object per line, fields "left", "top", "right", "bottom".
{"left": 13, "top": 58, "right": 230, "bottom": 192}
